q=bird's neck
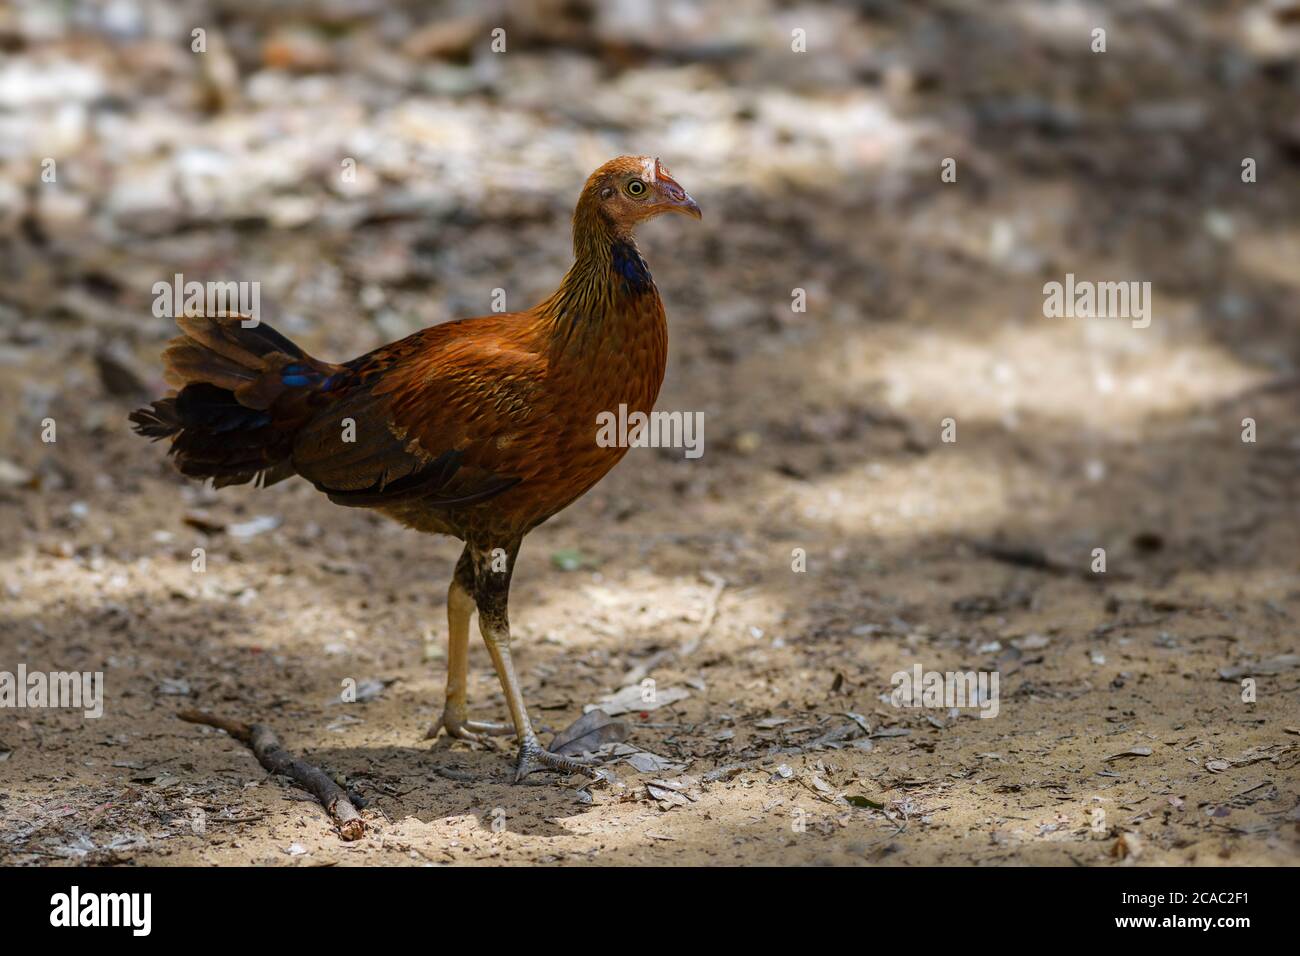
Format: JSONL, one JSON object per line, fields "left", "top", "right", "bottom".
{"left": 537, "top": 214, "right": 662, "bottom": 356}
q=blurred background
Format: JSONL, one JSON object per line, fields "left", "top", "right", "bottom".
{"left": 1, "top": 0, "right": 1299, "bottom": 866}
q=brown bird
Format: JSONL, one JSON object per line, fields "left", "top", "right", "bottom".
{"left": 131, "top": 156, "right": 701, "bottom": 780}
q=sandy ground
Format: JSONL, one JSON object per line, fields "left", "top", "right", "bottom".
{"left": 2, "top": 1, "right": 1300, "bottom": 866}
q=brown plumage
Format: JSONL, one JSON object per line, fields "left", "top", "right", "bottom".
{"left": 131, "top": 156, "right": 700, "bottom": 780}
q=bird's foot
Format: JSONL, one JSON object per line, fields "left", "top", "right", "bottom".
{"left": 427, "top": 710, "right": 512, "bottom": 745}
{"left": 514, "top": 738, "right": 600, "bottom": 783}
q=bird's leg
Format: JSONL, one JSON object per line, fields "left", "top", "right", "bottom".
{"left": 473, "top": 543, "right": 598, "bottom": 782}
{"left": 480, "top": 608, "right": 595, "bottom": 781}
{"left": 427, "top": 547, "right": 510, "bottom": 743}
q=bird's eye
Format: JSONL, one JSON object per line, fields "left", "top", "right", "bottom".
{"left": 625, "top": 179, "right": 647, "bottom": 197}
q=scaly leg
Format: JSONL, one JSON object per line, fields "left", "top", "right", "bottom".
{"left": 474, "top": 542, "right": 597, "bottom": 782}
{"left": 427, "top": 547, "right": 510, "bottom": 743}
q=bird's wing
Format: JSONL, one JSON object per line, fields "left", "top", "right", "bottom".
{"left": 290, "top": 321, "right": 545, "bottom": 508}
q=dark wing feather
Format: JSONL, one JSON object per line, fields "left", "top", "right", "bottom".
{"left": 289, "top": 322, "right": 538, "bottom": 509}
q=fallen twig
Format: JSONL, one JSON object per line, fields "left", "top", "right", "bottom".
{"left": 680, "top": 571, "right": 726, "bottom": 656}
{"left": 432, "top": 766, "right": 476, "bottom": 782}
{"left": 619, "top": 573, "right": 726, "bottom": 686}
{"left": 178, "top": 709, "right": 366, "bottom": 841}
{"left": 965, "top": 539, "right": 1131, "bottom": 582}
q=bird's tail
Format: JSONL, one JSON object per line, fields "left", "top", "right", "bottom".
{"left": 130, "top": 315, "right": 345, "bottom": 488}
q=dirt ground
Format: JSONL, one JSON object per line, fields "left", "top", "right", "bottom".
{"left": 2, "top": 1, "right": 1299, "bottom": 866}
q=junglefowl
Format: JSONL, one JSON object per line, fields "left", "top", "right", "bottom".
{"left": 131, "top": 156, "right": 701, "bottom": 781}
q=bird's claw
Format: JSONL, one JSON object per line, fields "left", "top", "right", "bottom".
{"left": 427, "top": 710, "right": 512, "bottom": 745}
{"left": 513, "top": 739, "right": 600, "bottom": 783}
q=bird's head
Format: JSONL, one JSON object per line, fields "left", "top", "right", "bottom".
{"left": 578, "top": 156, "right": 702, "bottom": 237}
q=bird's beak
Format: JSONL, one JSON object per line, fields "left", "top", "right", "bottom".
{"left": 673, "top": 193, "right": 703, "bottom": 220}
{"left": 653, "top": 162, "right": 702, "bottom": 220}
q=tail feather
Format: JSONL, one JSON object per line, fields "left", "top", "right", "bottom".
{"left": 128, "top": 397, "right": 182, "bottom": 439}
{"left": 175, "top": 314, "right": 306, "bottom": 365}
{"left": 174, "top": 381, "right": 273, "bottom": 434}
{"left": 131, "top": 316, "right": 344, "bottom": 488}
{"left": 162, "top": 339, "right": 258, "bottom": 391}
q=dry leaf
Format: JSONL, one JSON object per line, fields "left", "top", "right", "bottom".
{"left": 626, "top": 751, "right": 684, "bottom": 773}
{"left": 592, "top": 684, "right": 690, "bottom": 716}
{"left": 549, "top": 709, "right": 628, "bottom": 755}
